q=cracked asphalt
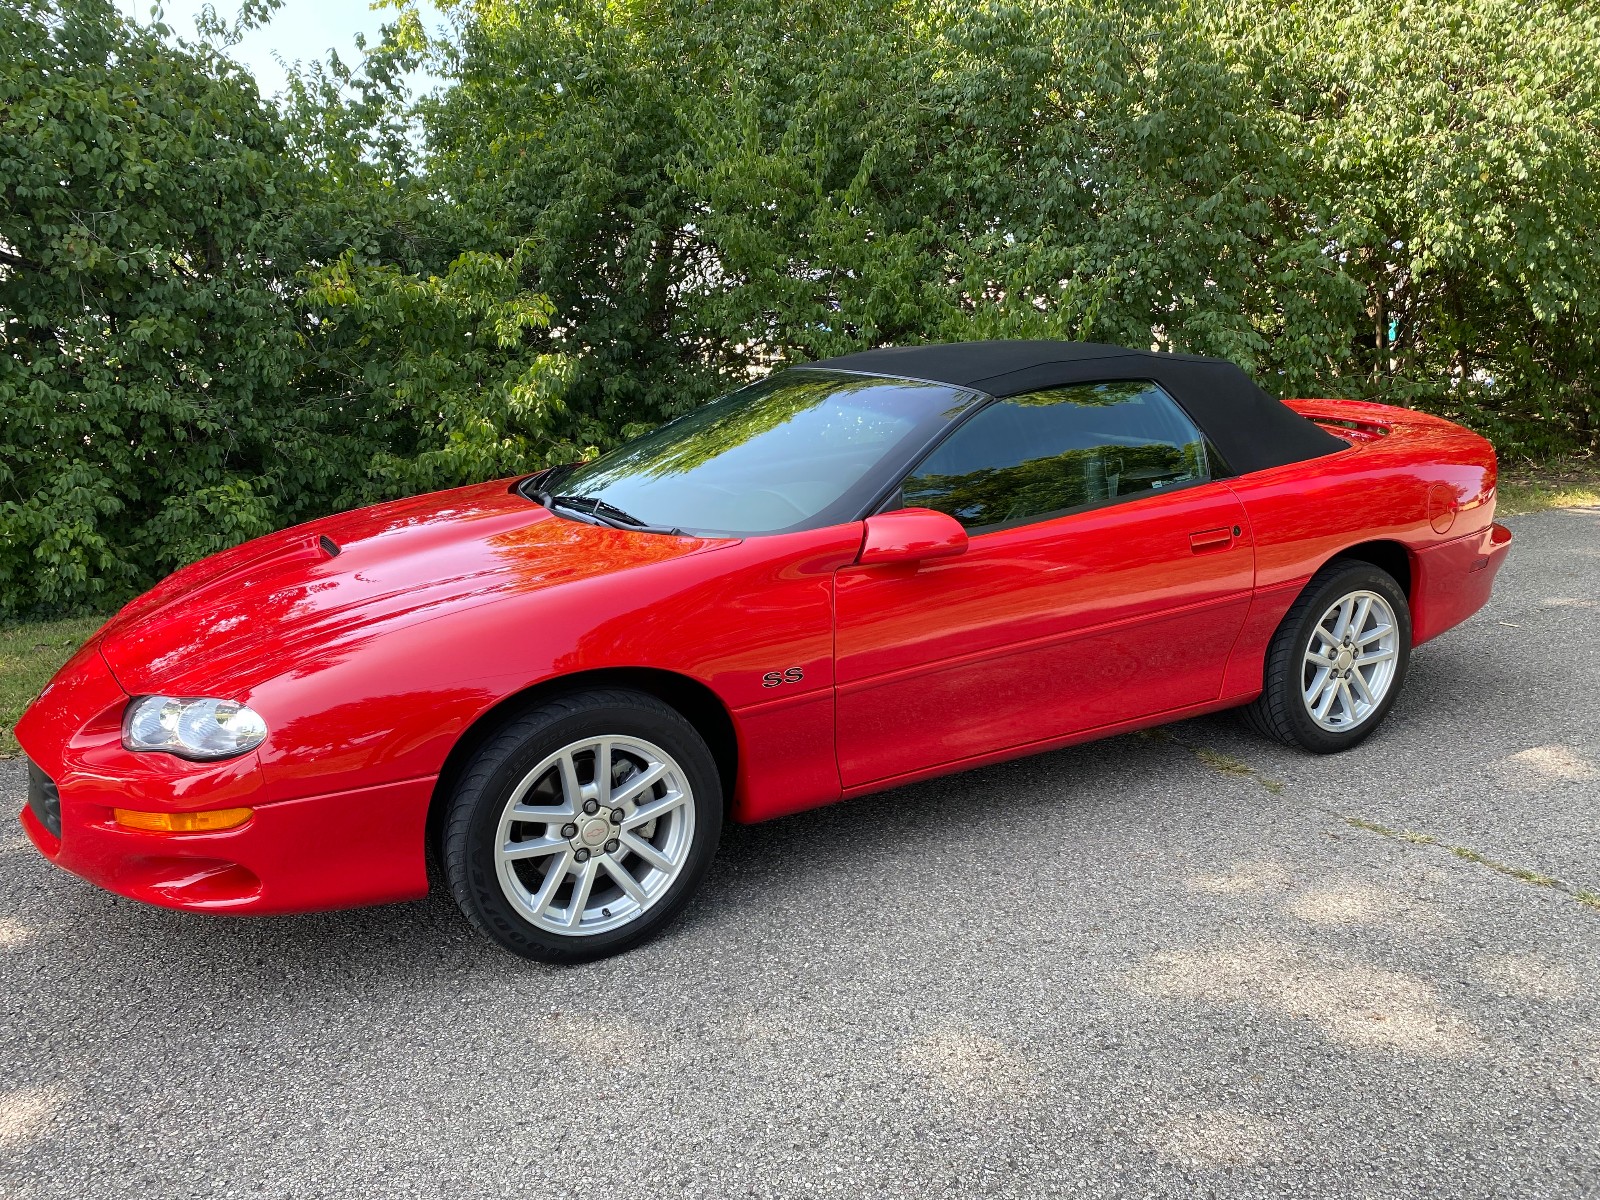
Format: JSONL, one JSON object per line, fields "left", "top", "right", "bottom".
{"left": 2, "top": 506, "right": 1597, "bottom": 1199}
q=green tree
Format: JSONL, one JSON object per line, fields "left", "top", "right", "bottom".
{"left": 0, "top": 0, "right": 571, "bottom": 613}
{"left": 417, "top": 0, "right": 1360, "bottom": 391}
{"left": 1209, "top": 0, "right": 1600, "bottom": 453}
{"left": 6, "top": 0, "right": 1597, "bottom": 614}
{"left": 301, "top": 243, "right": 577, "bottom": 499}
{"left": 0, "top": 0, "right": 313, "bottom": 612}
{"left": 416, "top": 0, "right": 1599, "bottom": 451}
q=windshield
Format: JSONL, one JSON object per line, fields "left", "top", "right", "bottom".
{"left": 531, "top": 370, "right": 978, "bottom": 535}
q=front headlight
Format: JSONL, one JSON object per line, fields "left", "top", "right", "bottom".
{"left": 122, "top": 696, "right": 268, "bottom": 760}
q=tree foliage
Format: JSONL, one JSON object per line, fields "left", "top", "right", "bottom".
{"left": 1212, "top": 0, "right": 1600, "bottom": 449}
{"left": 301, "top": 244, "right": 576, "bottom": 499}
{"left": 421, "top": 0, "right": 1597, "bottom": 449}
{"left": 2, "top": 0, "right": 1597, "bottom": 613}
{"left": 0, "top": 0, "right": 568, "bottom": 613}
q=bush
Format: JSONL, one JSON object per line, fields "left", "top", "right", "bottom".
{"left": 4, "top": 0, "right": 1596, "bottom": 614}
{"left": 0, "top": 0, "right": 570, "bottom": 614}
{"left": 423, "top": 0, "right": 1599, "bottom": 452}
{"left": 1, "top": 1, "right": 336, "bottom": 612}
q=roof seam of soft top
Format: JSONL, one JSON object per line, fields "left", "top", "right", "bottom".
{"left": 967, "top": 352, "right": 1142, "bottom": 394}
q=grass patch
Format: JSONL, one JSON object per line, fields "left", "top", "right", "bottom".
{"left": 0, "top": 615, "right": 107, "bottom": 758}
{"left": 1195, "top": 747, "right": 1254, "bottom": 777}
{"left": 1497, "top": 456, "right": 1600, "bottom": 516}
{"left": 1175, "top": 740, "right": 1286, "bottom": 794}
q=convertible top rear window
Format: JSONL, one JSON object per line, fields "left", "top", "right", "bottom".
{"left": 532, "top": 370, "right": 979, "bottom": 536}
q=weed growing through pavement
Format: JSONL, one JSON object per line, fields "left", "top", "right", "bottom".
{"left": 1344, "top": 817, "right": 1600, "bottom": 912}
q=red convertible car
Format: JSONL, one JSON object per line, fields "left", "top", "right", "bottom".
{"left": 16, "top": 341, "right": 1511, "bottom": 960}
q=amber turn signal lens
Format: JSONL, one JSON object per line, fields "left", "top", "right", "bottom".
{"left": 113, "top": 807, "right": 253, "bottom": 833}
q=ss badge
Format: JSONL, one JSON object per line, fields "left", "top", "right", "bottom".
{"left": 761, "top": 666, "right": 805, "bottom": 688}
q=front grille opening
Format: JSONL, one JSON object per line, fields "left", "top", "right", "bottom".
{"left": 25, "top": 757, "right": 62, "bottom": 840}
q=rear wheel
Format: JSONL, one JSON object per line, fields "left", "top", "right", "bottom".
{"left": 1242, "top": 560, "right": 1411, "bottom": 753}
{"left": 443, "top": 689, "right": 722, "bottom": 962}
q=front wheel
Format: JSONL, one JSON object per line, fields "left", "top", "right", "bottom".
{"left": 1242, "top": 560, "right": 1412, "bottom": 753}
{"left": 443, "top": 689, "right": 723, "bottom": 962}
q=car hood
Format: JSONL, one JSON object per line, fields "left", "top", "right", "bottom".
{"left": 97, "top": 479, "right": 731, "bottom": 696}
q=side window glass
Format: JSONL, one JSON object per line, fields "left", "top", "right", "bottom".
{"left": 899, "top": 380, "right": 1213, "bottom": 532}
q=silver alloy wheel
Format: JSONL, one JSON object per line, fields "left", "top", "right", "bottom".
{"left": 1302, "top": 589, "right": 1401, "bottom": 732}
{"left": 493, "top": 735, "right": 695, "bottom": 937}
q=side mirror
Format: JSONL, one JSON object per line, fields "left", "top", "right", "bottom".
{"left": 857, "top": 508, "right": 969, "bottom": 567}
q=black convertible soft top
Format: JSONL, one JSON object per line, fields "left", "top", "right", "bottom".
{"left": 804, "top": 340, "right": 1345, "bottom": 476}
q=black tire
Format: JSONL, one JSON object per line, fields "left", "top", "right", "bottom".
{"left": 443, "top": 688, "right": 723, "bottom": 962}
{"left": 1241, "top": 559, "right": 1412, "bottom": 754}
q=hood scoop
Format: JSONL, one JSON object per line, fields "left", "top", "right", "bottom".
{"left": 120, "top": 534, "right": 339, "bottom": 631}
{"left": 193, "top": 533, "right": 335, "bottom": 591}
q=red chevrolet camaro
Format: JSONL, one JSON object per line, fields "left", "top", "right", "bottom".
{"left": 17, "top": 341, "right": 1512, "bottom": 960}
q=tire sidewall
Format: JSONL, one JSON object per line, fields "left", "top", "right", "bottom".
{"left": 449, "top": 694, "right": 723, "bottom": 963}
{"left": 1281, "top": 563, "right": 1412, "bottom": 753}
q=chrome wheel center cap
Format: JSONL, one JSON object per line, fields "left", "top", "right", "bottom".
{"left": 578, "top": 818, "right": 610, "bottom": 848}
{"left": 1334, "top": 647, "right": 1355, "bottom": 672}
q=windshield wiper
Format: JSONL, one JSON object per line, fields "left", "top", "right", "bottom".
{"left": 532, "top": 489, "right": 685, "bottom": 537}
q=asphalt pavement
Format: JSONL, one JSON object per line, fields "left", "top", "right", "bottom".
{"left": 2, "top": 506, "right": 1597, "bottom": 1199}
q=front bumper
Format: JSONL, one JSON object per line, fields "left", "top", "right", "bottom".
{"left": 14, "top": 639, "right": 432, "bottom": 916}
{"left": 18, "top": 767, "right": 434, "bottom": 914}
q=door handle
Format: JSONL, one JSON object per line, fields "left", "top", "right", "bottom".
{"left": 1189, "top": 526, "right": 1238, "bottom": 553}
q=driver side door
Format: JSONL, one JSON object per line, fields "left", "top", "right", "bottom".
{"left": 833, "top": 380, "right": 1254, "bottom": 789}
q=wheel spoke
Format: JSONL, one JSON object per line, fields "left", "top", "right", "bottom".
{"left": 1348, "top": 669, "right": 1376, "bottom": 706}
{"left": 1305, "top": 648, "right": 1337, "bottom": 669}
{"left": 1356, "top": 622, "right": 1392, "bottom": 647}
{"left": 564, "top": 858, "right": 599, "bottom": 928}
{"left": 1314, "top": 676, "right": 1339, "bottom": 721}
{"left": 501, "top": 835, "right": 567, "bottom": 861}
{"left": 1313, "top": 624, "right": 1341, "bottom": 649}
{"left": 1333, "top": 597, "right": 1356, "bottom": 639}
{"left": 1305, "top": 666, "right": 1334, "bottom": 706}
{"left": 1352, "top": 595, "right": 1373, "bottom": 639}
{"left": 626, "top": 788, "right": 688, "bottom": 828}
{"left": 528, "top": 851, "right": 573, "bottom": 918}
{"left": 611, "top": 761, "right": 668, "bottom": 808}
{"left": 509, "top": 801, "right": 574, "bottom": 824}
{"left": 1357, "top": 647, "right": 1397, "bottom": 665}
{"left": 595, "top": 740, "right": 613, "bottom": 804}
{"left": 557, "top": 752, "right": 582, "bottom": 808}
{"left": 619, "top": 829, "right": 672, "bottom": 872}
{"left": 603, "top": 856, "right": 648, "bottom": 904}
{"left": 1337, "top": 678, "right": 1358, "bottom": 723}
